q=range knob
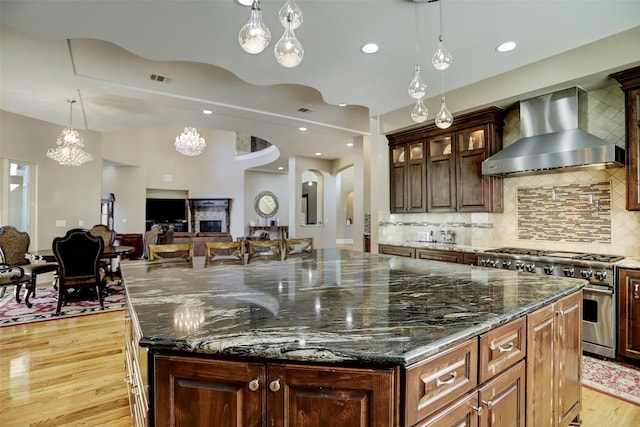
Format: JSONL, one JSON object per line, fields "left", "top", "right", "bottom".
{"left": 515, "top": 262, "right": 525, "bottom": 272}
{"left": 490, "top": 260, "right": 500, "bottom": 268}
{"left": 481, "top": 259, "right": 490, "bottom": 267}
{"left": 580, "top": 269, "right": 593, "bottom": 279}
{"left": 594, "top": 270, "right": 608, "bottom": 281}
{"left": 525, "top": 263, "right": 536, "bottom": 273}
{"left": 562, "top": 267, "right": 575, "bottom": 277}
{"left": 502, "top": 260, "right": 512, "bottom": 269}
{"left": 543, "top": 265, "right": 554, "bottom": 275}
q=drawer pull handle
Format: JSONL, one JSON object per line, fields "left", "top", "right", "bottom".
{"left": 124, "top": 375, "right": 131, "bottom": 384}
{"left": 482, "top": 399, "right": 494, "bottom": 409}
{"left": 498, "top": 342, "right": 514, "bottom": 353}
{"left": 435, "top": 371, "right": 457, "bottom": 387}
{"left": 471, "top": 405, "right": 483, "bottom": 415}
{"left": 248, "top": 379, "right": 260, "bottom": 392}
{"left": 634, "top": 284, "right": 639, "bottom": 300}
{"left": 270, "top": 379, "right": 281, "bottom": 392}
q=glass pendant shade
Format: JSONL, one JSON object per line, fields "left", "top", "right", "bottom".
{"left": 46, "top": 99, "right": 92, "bottom": 166}
{"left": 435, "top": 96, "right": 453, "bottom": 129}
{"left": 278, "top": 0, "right": 303, "bottom": 29}
{"left": 408, "top": 65, "right": 427, "bottom": 99}
{"left": 411, "top": 98, "right": 429, "bottom": 123}
{"left": 432, "top": 38, "right": 453, "bottom": 71}
{"left": 274, "top": 14, "right": 304, "bottom": 68}
{"left": 175, "top": 127, "right": 206, "bottom": 156}
{"left": 239, "top": 0, "right": 271, "bottom": 54}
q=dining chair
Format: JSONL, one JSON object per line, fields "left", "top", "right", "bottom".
{"left": 247, "top": 239, "right": 282, "bottom": 264}
{"left": 0, "top": 263, "right": 26, "bottom": 303}
{"left": 283, "top": 237, "right": 313, "bottom": 260}
{"left": 89, "top": 224, "right": 117, "bottom": 281}
{"left": 141, "top": 224, "right": 164, "bottom": 259}
{"left": 51, "top": 228, "right": 106, "bottom": 316}
{"left": 0, "top": 225, "right": 58, "bottom": 307}
{"left": 204, "top": 241, "right": 245, "bottom": 267}
{"left": 147, "top": 243, "right": 194, "bottom": 265}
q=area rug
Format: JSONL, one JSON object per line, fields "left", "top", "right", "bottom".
{"left": 0, "top": 283, "right": 126, "bottom": 327}
{"left": 583, "top": 355, "right": 640, "bottom": 406}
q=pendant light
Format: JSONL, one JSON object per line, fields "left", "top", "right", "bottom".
{"left": 435, "top": 73, "right": 453, "bottom": 129}
{"left": 432, "top": 1, "right": 453, "bottom": 71}
{"left": 274, "top": 13, "right": 304, "bottom": 68}
{"left": 175, "top": 127, "right": 206, "bottom": 156}
{"left": 239, "top": 0, "right": 271, "bottom": 54}
{"left": 411, "top": 98, "right": 429, "bottom": 123}
{"left": 408, "top": 65, "right": 427, "bottom": 99}
{"left": 278, "top": 0, "right": 303, "bottom": 30}
{"left": 46, "top": 99, "right": 93, "bottom": 166}
{"left": 409, "top": 2, "right": 428, "bottom": 123}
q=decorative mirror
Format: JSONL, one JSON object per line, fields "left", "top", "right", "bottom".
{"left": 254, "top": 191, "right": 279, "bottom": 218}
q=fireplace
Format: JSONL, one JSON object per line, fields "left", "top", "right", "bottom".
{"left": 188, "top": 199, "right": 231, "bottom": 233}
{"left": 200, "top": 220, "right": 222, "bottom": 232}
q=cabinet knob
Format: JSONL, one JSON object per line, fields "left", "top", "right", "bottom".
{"left": 634, "top": 283, "right": 639, "bottom": 300}
{"left": 124, "top": 375, "right": 131, "bottom": 384}
{"left": 471, "top": 405, "right": 483, "bottom": 415}
{"left": 269, "top": 379, "right": 281, "bottom": 392}
{"left": 482, "top": 399, "right": 494, "bottom": 409}
{"left": 248, "top": 378, "right": 260, "bottom": 392}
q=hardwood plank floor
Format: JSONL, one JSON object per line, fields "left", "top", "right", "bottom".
{"left": 1, "top": 302, "right": 639, "bottom": 426}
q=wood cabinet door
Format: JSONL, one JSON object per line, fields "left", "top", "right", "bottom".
{"left": 555, "top": 291, "right": 582, "bottom": 427}
{"left": 266, "top": 364, "right": 395, "bottom": 427}
{"left": 618, "top": 269, "right": 640, "bottom": 359}
{"left": 526, "top": 303, "right": 555, "bottom": 427}
{"left": 416, "top": 392, "right": 480, "bottom": 427}
{"left": 478, "top": 361, "right": 525, "bottom": 427}
{"left": 463, "top": 253, "right": 479, "bottom": 266}
{"left": 456, "top": 126, "right": 490, "bottom": 212}
{"left": 153, "top": 356, "right": 265, "bottom": 427}
{"left": 427, "top": 133, "right": 456, "bottom": 212}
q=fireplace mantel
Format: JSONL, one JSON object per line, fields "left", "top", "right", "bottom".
{"left": 188, "top": 199, "right": 231, "bottom": 233}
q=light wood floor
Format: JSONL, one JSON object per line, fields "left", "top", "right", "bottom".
{"left": 1, "top": 302, "right": 639, "bottom": 426}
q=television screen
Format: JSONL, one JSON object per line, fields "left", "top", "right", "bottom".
{"left": 146, "top": 198, "right": 187, "bottom": 223}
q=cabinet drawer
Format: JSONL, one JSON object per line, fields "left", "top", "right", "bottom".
{"left": 417, "top": 249, "right": 463, "bottom": 263}
{"left": 379, "top": 245, "right": 415, "bottom": 258}
{"left": 479, "top": 317, "right": 526, "bottom": 383}
{"left": 405, "top": 338, "right": 478, "bottom": 426}
{"left": 415, "top": 391, "right": 479, "bottom": 427}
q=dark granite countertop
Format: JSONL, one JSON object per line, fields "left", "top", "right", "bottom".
{"left": 122, "top": 248, "right": 585, "bottom": 367}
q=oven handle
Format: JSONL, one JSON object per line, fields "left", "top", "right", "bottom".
{"left": 583, "top": 285, "right": 613, "bottom": 295}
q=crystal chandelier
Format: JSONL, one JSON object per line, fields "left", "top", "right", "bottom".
{"left": 46, "top": 99, "right": 93, "bottom": 166}
{"left": 175, "top": 127, "right": 206, "bottom": 156}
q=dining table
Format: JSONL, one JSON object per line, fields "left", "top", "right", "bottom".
{"left": 26, "top": 245, "right": 135, "bottom": 262}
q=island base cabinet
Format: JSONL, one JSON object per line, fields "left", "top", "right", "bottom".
{"left": 416, "top": 361, "right": 525, "bottom": 427}
{"left": 527, "top": 291, "right": 582, "bottom": 427}
{"left": 153, "top": 355, "right": 396, "bottom": 427}
{"left": 618, "top": 268, "right": 640, "bottom": 361}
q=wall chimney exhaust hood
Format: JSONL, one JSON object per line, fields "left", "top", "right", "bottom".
{"left": 482, "top": 87, "right": 624, "bottom": 176}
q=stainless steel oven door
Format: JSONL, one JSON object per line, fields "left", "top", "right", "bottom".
{"left": 582, "top": 284, "right": 615, "bottom": 358}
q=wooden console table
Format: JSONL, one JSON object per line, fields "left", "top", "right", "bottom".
{"left": 249, "top": 225, "right": 288, "bottom": 240}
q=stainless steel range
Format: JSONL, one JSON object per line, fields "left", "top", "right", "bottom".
{"left": 479, "top": 247, "right": 624, "bottom": 358}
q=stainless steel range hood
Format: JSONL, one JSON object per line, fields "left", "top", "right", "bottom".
{"left": 482, "top": 87, "right": 625, "bottom": 176}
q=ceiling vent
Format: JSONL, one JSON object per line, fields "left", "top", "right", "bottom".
{"left": 297, "top": 107, "right": 312, "bottom": 113}
{"left": 150, "top": 74, "right": 171, "bottom": 83}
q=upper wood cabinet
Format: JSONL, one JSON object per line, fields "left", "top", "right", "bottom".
{"left": 388, "top": 107, "right": 505, "bottom": 214}
{"left": 389, "top": 136, "right": 427, "bottom": 213}
{"left": 612, "top": 66, "right": 640, "bottom": 211}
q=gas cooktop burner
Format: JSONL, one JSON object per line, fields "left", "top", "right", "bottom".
{"left": 486, "top": 247, "right": 624, "bottom": 263}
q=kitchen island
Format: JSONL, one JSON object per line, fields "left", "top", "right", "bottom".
{"left": 122, "top": 248, "right": 585, "bottom": 427}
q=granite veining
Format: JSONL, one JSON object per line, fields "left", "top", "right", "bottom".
{"left": 122, "top": 248, "right": 585, "bottom": 367}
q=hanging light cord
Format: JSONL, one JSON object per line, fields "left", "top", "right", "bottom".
{"left": 414, "top": 2, "right": 420, "bottom": 64}
{"left": 438, "top": 0, "right": 444, "bottom": 41}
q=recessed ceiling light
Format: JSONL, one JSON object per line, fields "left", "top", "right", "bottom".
{"left": 278, "top": 166, "right": 284, "bottom": 170}
{"left": 360, "top": 43, "right": 380, "bottom": 54}
{"left": 315, "top": 152, "right": 322, "bottom": 156}
{"left": 338, "top": 103, "right": 347, "bottom": 107}
{"left": 347, "top": 142, "right": 354, "bottom": 147}
{"left": 496, "top": 41, "right": 518, "bottom": 53}
{"left": 298, "top": 126, "right": 307, "bottom": 131}
{"left": 202, "top": 109, "right": 213, "bottom": 115}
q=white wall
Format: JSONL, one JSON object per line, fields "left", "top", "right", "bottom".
{"left": 0, "top": 110, "right": 102, "bottom": 250}
{"left": 244, "top": 170, "right": 288, "bottom": 237}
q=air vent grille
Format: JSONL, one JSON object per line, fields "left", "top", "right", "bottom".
{"left": 150, "top": 74, "right": 171, "bottom": 83}
{"left": 297, "top": 107, "right": 312, "bottom": 113}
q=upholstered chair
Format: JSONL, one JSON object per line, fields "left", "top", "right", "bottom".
{"left": 147, "top": 243, "right": 194, "bottom": 266}
{"left": 141, "top": 225, "right": 164, "bottom": 259}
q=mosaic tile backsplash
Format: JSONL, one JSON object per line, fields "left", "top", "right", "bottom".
{"left": 378, "top": 84, "right": 640, "bottom": 256}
